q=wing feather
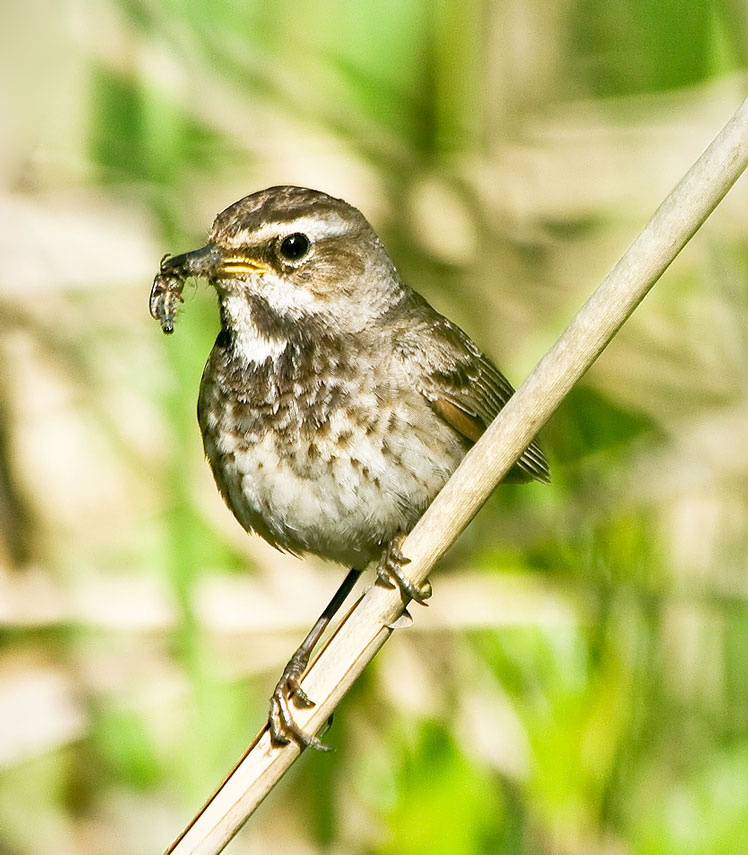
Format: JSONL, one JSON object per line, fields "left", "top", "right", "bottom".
{"left": 392, "top": 292, "right": 550, "bottom": 484}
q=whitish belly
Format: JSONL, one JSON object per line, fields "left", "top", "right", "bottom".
{"left": 204, "top": 405, "right": 465, "bottom": 569}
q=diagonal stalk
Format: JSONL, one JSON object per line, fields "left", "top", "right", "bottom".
{"left": 164, "top": 95, "right": 748, "bottom": 855}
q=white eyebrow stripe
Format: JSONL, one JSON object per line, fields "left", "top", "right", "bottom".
{"left": 222, "top": 214, "right": 353, "bottom": 248}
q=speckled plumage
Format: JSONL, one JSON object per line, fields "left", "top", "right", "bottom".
{"left": 158, "top": 185, "right": 549, "bottom": 747}
{"left": 197, "top": 314, "right": 469, "bottom": 570}
{"left": 179, "top": 186, "right": 549, "bottom": 573}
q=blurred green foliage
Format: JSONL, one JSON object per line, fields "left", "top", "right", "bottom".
{"left": 1, "top": 1, "right": 747, "bottom": 854}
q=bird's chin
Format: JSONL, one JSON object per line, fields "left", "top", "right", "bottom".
{"left": 209, "top": 274, "right": 245, "bottom": 296}
{"left": 210, "top": 272, "right": 273, "bottom": 305}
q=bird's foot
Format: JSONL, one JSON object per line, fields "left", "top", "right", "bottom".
{"left": 376, "top": 533, "right": 432, "bottom": 604}
{"left": 269, "top": 649, "right": 330, "bottom": 751}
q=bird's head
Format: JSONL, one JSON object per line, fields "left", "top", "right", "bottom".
{"left": 161, "top": 186, "right": 403, "bottom": 343}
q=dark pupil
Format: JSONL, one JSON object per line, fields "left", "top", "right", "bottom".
{"left": 280, "top": 232, "right": 310, "bottom": 261}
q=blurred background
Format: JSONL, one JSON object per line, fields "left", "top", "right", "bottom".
{"left": 1, "top": 1, "right": 748, "bottom": 853}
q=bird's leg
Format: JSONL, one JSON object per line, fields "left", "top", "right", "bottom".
{"left": 269, "top": 567, "right": 362, "bottom": 751}
{"left": 376, "top": 533, "right": 432, "bottom": 604}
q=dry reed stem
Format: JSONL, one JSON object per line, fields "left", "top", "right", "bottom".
{"left": 165, "top": 95, "right": 748, "bottom": 855}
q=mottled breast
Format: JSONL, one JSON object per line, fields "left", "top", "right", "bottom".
{"left": 197, "top": 330, "right": 467, "bottom": 569}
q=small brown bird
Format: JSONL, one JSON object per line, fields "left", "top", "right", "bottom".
{"left": 153, "top": 186, "right": 549, "bottom": 749}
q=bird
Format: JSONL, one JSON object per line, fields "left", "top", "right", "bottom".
{"left": 153, "top": 185, "right": 549, "bottom": 749}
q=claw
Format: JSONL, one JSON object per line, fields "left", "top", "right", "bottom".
{"left": 376, "top": 534, "right": 432, "bottom": 604}
{"left": 266, "top": 567, "right": 362, "bottom": 751}
{"left": 269, "top": 684, "right": 329, "bottom": 752}
{"left": 269, "top": 653, "right": 330, "bottom": 751}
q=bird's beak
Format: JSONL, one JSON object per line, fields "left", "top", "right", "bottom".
{"left": 160, "top": 243, "right": 272, "bottom": 279}
{"left": 160, "top": 243, "right": 221, "bottom": 278}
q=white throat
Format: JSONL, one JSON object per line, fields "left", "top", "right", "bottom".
{"left": 222, "top": 293, "right": 287, "bottom": 367}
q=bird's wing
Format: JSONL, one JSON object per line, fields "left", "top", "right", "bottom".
{"left": 393, "top": 294, "right": 550, "bottom": 484}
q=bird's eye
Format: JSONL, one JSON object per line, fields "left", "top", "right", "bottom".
{"left": 279, "top": 232, "right": 310, "bottom": 262}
